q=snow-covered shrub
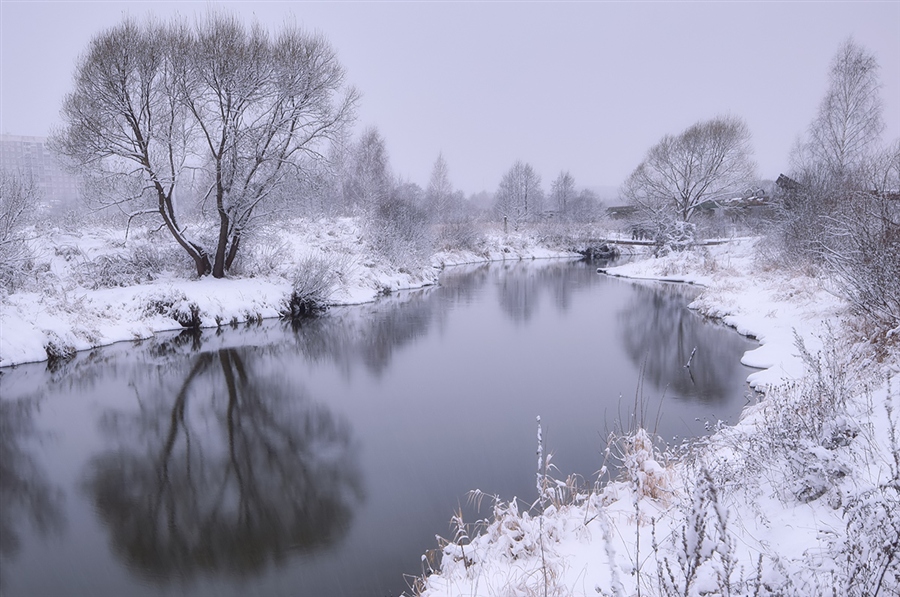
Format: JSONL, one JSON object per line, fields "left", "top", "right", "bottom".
{"left": 825, "top": 191, "right": 900, "bottom": 335}
{"left": 225, "top": 229, "right": 289, "bottom": 277}
{"left": 434, "top": 216, "right": 482, "bottom": 252}
{"left": 364, "top": 191, "right": 434, "bottom": 268}
{"left": 609, "top": 428, "right": 674, "bottom": 502}
{"left": 833, "top": 387, "right": 900, "bottom": 596}
{"left": 838, "top": 482, "right": 900, "bottom": 596}
{"left": 654, "top": 220, "right": 697, "bottom": 256}
{"left": 44, "top": 331, "right": 76, "bottom": 364}
{"left": 56, "top": 235, "right": 187, "bottom": 291}
{"left": 142, "top": 289, "right": 201, "bottom": 328}
{"left": 738, "top": 333, "right": 858, "bottom": 505}
{"left": 0, "top": 171, "right": 36, "bottom": 292}
{"left": 0, "top": 242, "right": 34, "bottom": 294}
{"left": 284, "top": 254, "right": 346, "bottom": 317}
{"left": 653, "top": 468, "right": 743, "bottom": 597}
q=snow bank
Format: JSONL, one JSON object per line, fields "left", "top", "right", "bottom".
{"left": 600, "top": 238, "right": 844, "bottom": 390}
{"left": 0, "top": 218, "right": 578, "bottom": 368}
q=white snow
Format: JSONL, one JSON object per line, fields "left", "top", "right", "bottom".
{"left": 418, "top": 237, "right": 900, "bottom": 596}
{"left": 600, "top": 238, "right": 845, "bottom": 390}
{"left": 0, "top": 218, "right": 577, "bottom": 368}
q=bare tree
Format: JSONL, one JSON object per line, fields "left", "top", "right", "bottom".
{"left": 781, "top": 40, "right": 886, "bottom": 256}
{"left": 54, "top": 14, "right": 357, "bottom": 278}
{"left": 494, "top": 161, "right": 543, "bottom": 231}
{"left": 802, "top": 38, "right": 884, "bottom": 181}
{"left": 53, "top": 19, "right": 209, "bottom": 274}
{"left": 550, "top": 171, "right": 575, "bottom": 218}
{"left": 779, "top": 39, "right": 888, "bottom": 259}
{"left": 0, "top": 170, "right": 37, "bottom": 289}
{"left": 570, "top": 187, "right": 603, "bottom": 222}
{"left": 426, "top": 152, "right": 454, "bottom": 221}
{"left": 622, "top": 116, "right": 756, "bottom": 224}
{"left": 776, "top": 40, "right": 898, "bottom": 330}
{"left": 339, "top": 129, "right": 434, "bottom": 266}
{"left": 425, "top": 154, "right": 478, "bottom": 250}
{"left": 344, "top": 127, "right": 392, "bottom": 211}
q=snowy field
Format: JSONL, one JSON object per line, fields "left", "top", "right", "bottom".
{"left": 0, "top": 217, "right": 576, "bottom": 368}
{"left": 416, "top": 238, "right": 900, "bottom": 597}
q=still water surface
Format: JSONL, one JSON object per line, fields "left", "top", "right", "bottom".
{"left": 0, "top": 260, "right": 757, "bottom": 597}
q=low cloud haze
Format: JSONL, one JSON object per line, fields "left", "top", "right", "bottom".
{"left": 2, "top": 1, "right": 898, "bottom": 195}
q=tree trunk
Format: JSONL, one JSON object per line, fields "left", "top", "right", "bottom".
{"left": 190, "top": 244, "right": 212, "bottom": 277}
{"left": 156, "top": 187, "right": 211, "bottom": 277}
{"left": 224, "top": 231, "right": 241, "bottom": 271}
{"left": 213, "top": 208, "right": 230, "bottom": 279}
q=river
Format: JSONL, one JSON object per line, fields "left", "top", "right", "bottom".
{"left": 0, "top": 259, "right": 757, "bottom": 597}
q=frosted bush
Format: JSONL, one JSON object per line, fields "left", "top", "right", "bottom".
{"left": 70, "top": 241, "right": 186, "bottom": 290}
{"left": 225, "top": 229, "right": 289, "bottom": 276}
{"left": 654, "top": 468, "right": 743, "bottom": 597}
{"left": 612, "top": 428, "right": 674, "bottom": 502}
{"left": 434, "top": 216, "right": 482, "bottom": 252}
{"left": 142, "top": 289, "right": 201, "bottom": 328}
{"left": 364, "top": 193, "right": 434, "bottom": 268}
{"left": 284, "top": 254, "right": 348, "bottom": 317}
{"left": 0, "top": 171, "right": 35, "bottom": 292}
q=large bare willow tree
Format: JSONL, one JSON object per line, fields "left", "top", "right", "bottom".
{"left": 623, "top": 115, "right": 756, "bottom": 224}
{"left": 54, "top": 14, "right": 358, "bottom": 277}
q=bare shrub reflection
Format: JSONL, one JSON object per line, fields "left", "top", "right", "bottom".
{"left": 0, "top": 396, "right": 66, "bottom": 580}
{"left": 83, "top": 347, "right": 362, "bottom": 582}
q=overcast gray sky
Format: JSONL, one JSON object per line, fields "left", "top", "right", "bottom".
{"left": 2, "top": 1, "right": 898, "bottom": 195}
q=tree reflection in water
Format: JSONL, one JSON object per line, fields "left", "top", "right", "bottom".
{"left": 83, "top": 343, "right": 363, "bottom": 583}
{"left": 496, "top": 263, "right": 543, "bottom": 324}
{"left": 288, "top": 290, "right": 442, "bottom": 378}
{"left": 287, "top": 261, "right": 599, "bottom": 378}
{"left": 0, "top": 395, "right": 66, "bottom": 587}
{"left": 495, "top": 260, "right": 599, "bottom": 324}
{"left": 617, "top": 282, "right": 750, "bottom": 404}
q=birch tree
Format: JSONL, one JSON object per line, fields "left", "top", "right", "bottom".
{"left": 344, "top": 127, "right": 391, "bottom": 210}
{"left": 803, "top": 38, "right": 884, "bottom": 181}
{"left": 786, "top": 40, "right": 899, "bottom": 327}
{"left": 426, "top": 152, "right": 454, "bottom": 221}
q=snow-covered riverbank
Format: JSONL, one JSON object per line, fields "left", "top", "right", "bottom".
{"left": 0, "top": 217, "right": 577, "bottom": 368}
{"left": 416, "top": 238, "right": 899, "bottom": 597}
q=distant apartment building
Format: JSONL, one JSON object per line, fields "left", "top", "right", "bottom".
{"left": 0, "top": 134, "right": 81, "bottom": 209}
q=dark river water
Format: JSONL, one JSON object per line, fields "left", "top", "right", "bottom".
{"left": 0, "top": 259, "right": 757, "bottom": 597}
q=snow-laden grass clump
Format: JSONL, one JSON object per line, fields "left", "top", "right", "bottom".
{"left": 413, "top": 238, "right": 899, "bottom": 597}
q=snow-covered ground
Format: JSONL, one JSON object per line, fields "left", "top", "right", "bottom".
{"left": 417, "top": 238, "right": 900, "bottom": 597}
{"left": 0, "top": 217, "right": 577, "bottom": 368}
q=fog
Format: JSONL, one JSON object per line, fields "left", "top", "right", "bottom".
{"left": 2, "top": 1, "right": 898, "bottom": 194}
